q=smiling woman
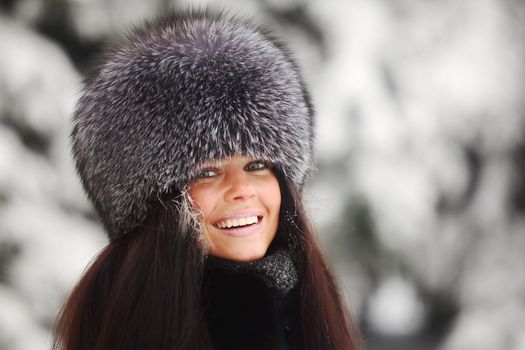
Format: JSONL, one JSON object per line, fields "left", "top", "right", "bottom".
{"left": 188, "top": 156, "right": 281, "bottom": 262}
{"left": 52, "top": 9, "right": 361, "bottom": 350}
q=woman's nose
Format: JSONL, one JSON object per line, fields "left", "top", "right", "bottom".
{"left": 223, "top": 171, "right": 256, "bottom": 202}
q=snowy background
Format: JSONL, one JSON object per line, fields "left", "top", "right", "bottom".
{"left": 1, "top": 0, "right": 524, "bottom": 349}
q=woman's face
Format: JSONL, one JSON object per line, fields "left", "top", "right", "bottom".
{"left": 187, "top": 155, "right": 281, "bottom": 262}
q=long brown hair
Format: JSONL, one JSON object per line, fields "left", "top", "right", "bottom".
{"left": 52, "top": 172, "right": 361, "bottom": 349}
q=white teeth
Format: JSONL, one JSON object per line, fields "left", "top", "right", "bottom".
{"left": 216, "top": 216, "right": 258, "bottom": 228}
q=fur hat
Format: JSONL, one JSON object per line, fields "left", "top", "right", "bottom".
{"left": 72, "top": 10, "right": 314, "bottom": 240}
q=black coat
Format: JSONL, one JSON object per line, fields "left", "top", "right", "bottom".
{"left": 202, "top": 249, "right": 300, "bottom": 350}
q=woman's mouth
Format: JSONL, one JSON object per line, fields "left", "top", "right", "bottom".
{"left": 212, "top": 215, "right": 264, "bottom": 236}
{"left": 215, "top": 215, "right": 259, "bottom": 228}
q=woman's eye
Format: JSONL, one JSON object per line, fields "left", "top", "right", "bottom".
{"left": 195, "top": 169, "right": 218, "bottom": 179}
{"left": 245, "top": 161, "right": 268, "bottom": 171}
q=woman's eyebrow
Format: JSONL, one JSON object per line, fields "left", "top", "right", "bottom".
{"left": 198, "top": 161, "right": 224, "bottom": 169}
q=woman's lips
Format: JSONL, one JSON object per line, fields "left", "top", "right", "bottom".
{"left": 212, "top": 215, "right": 264, "bottom": 237}
{"left": 212, "top": 209, "right": 264, "bottom": 224}
{"left": 213, "top": 219, "right": 263, "bottom": 237}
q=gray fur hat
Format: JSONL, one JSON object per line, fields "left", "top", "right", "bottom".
{"left": 72, "top": 10, "right": 314, "bottom": 240}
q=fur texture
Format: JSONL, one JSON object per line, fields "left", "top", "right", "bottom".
{"left": 72, "top": 10, "right": 314, "bottom": 239}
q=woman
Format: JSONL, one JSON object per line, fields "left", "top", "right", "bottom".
{"left": 53, "top": 10, "right": 361, "bottom": 350}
